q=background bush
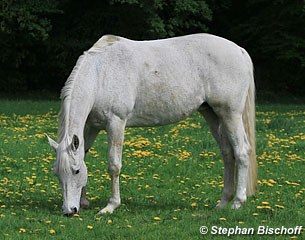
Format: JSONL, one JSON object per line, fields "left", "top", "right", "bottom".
{"left": 1, "top": 0, "right": 304, "bottom": 95}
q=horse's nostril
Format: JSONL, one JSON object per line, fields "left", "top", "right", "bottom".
{"left": 72, "top": 207, "right": 77, "bottom": 213}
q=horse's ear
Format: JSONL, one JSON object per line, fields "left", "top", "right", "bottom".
{"left": 71, "top": 134, "right": 80, "bottom": 152}
{"left": 46, "top": 134, "right": 58, "bottom": 152}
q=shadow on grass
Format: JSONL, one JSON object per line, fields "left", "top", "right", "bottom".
{"left": 4, "top": 193, "right": 62, "bottom": 216}
{"left": 87, "top": 196, "right": 217, "bottom": 215}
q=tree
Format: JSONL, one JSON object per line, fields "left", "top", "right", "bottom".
{"left": 111, "top": 0, "right": 212, "bottom": 38}
{"left": 0, "top": 0, "right": 61, "bottom": 91}
{"left": 1, "top": 0, "right": 304, "bottom": 95}
{"left": 0, "top": 0, "right": 213, "bottom": 92}
{"left": 208, "top": 0, "right": 305, "bottom": 94}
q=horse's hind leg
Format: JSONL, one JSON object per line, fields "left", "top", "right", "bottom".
{"left": 219, "top": 111, "right": 250, "bottom": 209}
{"left": 199, "top": 104, "right": 235, "bottom": 208}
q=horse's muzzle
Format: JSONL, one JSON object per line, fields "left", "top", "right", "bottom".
{"left": 63, "top": 207, "right": 78, "bottom": 217}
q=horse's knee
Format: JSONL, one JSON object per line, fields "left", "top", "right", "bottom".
{"left": 219, "top": 131, "right": 233, "bottom": 162}
{"left": 221, "top": 147, "right": 233, "bottom": 162}
{"left": 235, "top": 155, "right": 249, "bottom": 172}
{"left": 233, "top": 142, "right": 250, "bottom": 168}
{"left": 108, "top": 162, "right": 122, "bottom": 175}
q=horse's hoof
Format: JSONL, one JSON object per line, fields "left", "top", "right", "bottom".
{"left": 231, "top": 200, "right": 242, "bottom": 209}
{"left": 97, "top": 202, "right": 121, "bottom": 215}
{"left": 216, "top": 201, "right": 228, "bottom": 208}
{"left": 97, "top": 207, "right": 113, "bottom": 215}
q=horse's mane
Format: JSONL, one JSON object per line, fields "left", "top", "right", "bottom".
{"left": 57, "top": 54, "right": 86, "bottom": 143}
{"left": 56, "top": 54, "right": 87, "bottom": 174}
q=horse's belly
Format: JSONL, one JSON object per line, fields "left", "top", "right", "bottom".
{"left": 126, "top": 98, "right": 202, "bottom": 127}
{"left": 126, "top": 111, "right": 193, "bottom": 127}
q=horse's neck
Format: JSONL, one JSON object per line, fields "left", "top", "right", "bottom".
{"left": 68, "top": 96, "right": 92, "bottom": 137}
{"left": 58, "top": 52, "right": 98, "bottom": 143}
{"left": 67, "top": 90, "right": 93, "bottom": 139}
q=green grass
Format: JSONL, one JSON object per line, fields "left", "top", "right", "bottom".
{"left": 0, "top": 100, "right": 304, "bottom": 239}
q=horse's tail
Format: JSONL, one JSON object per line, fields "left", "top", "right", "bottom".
{"left": 243, "top": 64, "right": 257, "bottom": 197}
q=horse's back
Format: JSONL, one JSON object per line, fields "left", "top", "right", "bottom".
{"left": 87, "top": 34, "right": 253, "bottom": 127}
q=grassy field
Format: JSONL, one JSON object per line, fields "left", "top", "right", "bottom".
{"left": 0, "top": 100, "right": 304, "bottom": 239}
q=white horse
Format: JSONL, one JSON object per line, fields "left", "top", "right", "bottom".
{"left": 47, "top": 33, "right": 257, "bottom": 216}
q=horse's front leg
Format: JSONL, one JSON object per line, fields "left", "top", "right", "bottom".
{"left": 80, "top": 186, "right": 90, "bottom": 208}
{"left": 80, "top": 126, "right": 99, "bottom": 209}
{"left": 98, "top": 116, "right": 126, "bottom": 214}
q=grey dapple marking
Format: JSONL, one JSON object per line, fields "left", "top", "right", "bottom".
{"left": 47, "top": 33, "right": 257, "bottom": 216}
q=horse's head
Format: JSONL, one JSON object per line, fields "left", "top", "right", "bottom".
{"left": 47, "top": 134, "right": 87, "bottom": 216}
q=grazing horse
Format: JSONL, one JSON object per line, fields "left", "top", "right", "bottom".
{"left": 47, "top": 33, "right": 257, "bottom": 216}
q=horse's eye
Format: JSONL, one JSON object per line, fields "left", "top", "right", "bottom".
{"left": 75, "top": 169, "right": 80, "bottom": 175}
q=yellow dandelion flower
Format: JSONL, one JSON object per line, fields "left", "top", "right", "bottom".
{"left": 219, "top": 217, "right": 226, "bottom": 221}
{"left": 153, "top": 217, "right": 161, "bottom": 221}
{"left": 275, "top": 205, "right": 285, "bottom": 209}
{"left": 107, "top": 219, "right": 113, "bottom": 224}
{"left": 191, "top": 202, "right": 198, "bottom": 207}
{"left": 257, "top": 205, "right": 272, "bottom": 209}
{"left": 49, "top": 229, "right": 56, "bottom": 235}
{"left": 19, "top": 228, "right": 26, "bottom": 233}
{"left": 87, "top": 225, "right": 94, "bottom": 230}
{"left": 262, "top": 201, "right": 269, "bottom": 205}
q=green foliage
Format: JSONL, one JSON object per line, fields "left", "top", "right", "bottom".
{"left": 110, "top": 0, "right": 212, "bottom": 38}
{"left": 209, "top": 0, "right": 305, "bottom": 94}
{"left": 0, "top": 0, "right": 61, "bottom": 91}
{"left": 1, "top": 0, "right": 59, "bottom": 41}
{"left": 0, "top": 0, "right": 304, "bottom": 94}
